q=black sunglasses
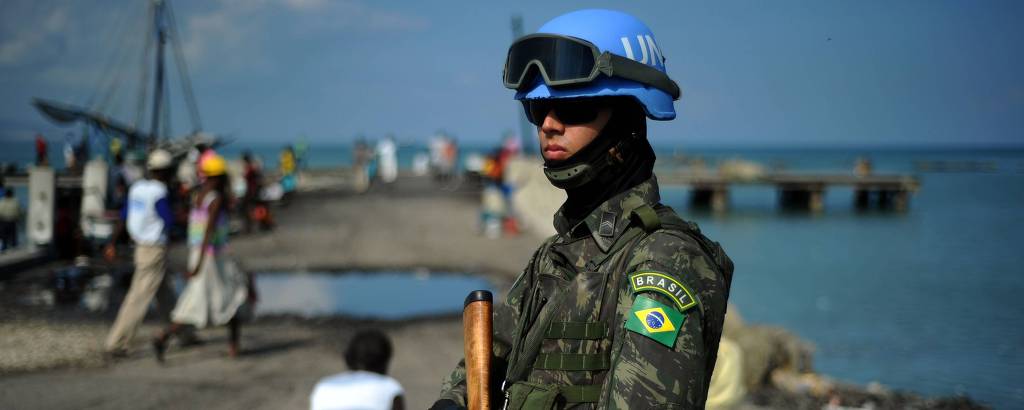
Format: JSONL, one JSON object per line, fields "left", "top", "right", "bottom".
{"left": 523, "top": 99, "right": 609, "bottom": 126}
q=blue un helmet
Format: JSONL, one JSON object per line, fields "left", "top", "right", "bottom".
{"left": 503, "top": 9, "right": 680, "bottom": 121}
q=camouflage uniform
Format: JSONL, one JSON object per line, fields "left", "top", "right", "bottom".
{"left": 439, "top": 176, "right": 734, "bottom": 409}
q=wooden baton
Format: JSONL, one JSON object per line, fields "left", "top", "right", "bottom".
{"left": 463, "top": 290, "right": 493, "bottom": 410}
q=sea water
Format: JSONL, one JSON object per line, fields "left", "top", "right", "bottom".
{"left": 656, "top": 148, "right": 1024, "bottom": 408}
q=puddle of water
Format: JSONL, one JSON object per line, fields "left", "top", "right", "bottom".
{"left": 4, "top": 264, "right": 123, "bottom": 313}
{"left": 255, "top": 271, "right": 494, "bottom": 320}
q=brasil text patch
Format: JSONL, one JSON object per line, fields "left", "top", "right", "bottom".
{"left": 629, "top": 271, "right": 698, "bottom": 312}
{"left": 625, "top": 296, "right": 684, "bottom": 348}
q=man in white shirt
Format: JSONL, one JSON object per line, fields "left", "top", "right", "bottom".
{"left": 103, "top": 149, "right": 183, "bottom": 357}
{"left": 376, "top": 137, "right": 398, "bottom": 184}
{"left": 310, "top": 330, "right": 405, "bottom": 410}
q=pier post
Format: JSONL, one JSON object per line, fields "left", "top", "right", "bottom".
{"left": 779, "top": 184, "right": 825, "bottom": 212}
{"left": 711, "top": 185, "right": 729, "bottom": 213}
{"left": 854, "top": 189, "right": 870, "bottom": 210}
{"left": 690, "top": 184, "right": 729, "bottom": 213}
{"left": 878, "top": 190, "right": 910, "bottom": 212}
{"left": 690, "top": 187, "right": 711, "bottom": 210}
{"left": 878, "top": 190, "right": 892, "bottom": 209}
{"left": 809, "top": 188, "right": 824, "bottom": 213}
{"left": 854, "top": 188, "right": 911, "bottom": 212}
{"left": 892, "top": 191, "right": 909, "bottom": 212}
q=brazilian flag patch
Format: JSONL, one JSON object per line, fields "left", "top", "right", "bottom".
{"left": 625, "top": 296, "right": 685, "bottom": 348}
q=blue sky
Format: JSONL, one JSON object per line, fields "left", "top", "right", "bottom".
{"left": 1, "top": 0, "right": 1022, "bottom": 148}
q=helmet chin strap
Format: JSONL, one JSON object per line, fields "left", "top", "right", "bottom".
{"left": 543, "top": 162, "right": 595, "bottom": 189}
{"left": 543, "top": 131, "right": 639, "bottom": 190}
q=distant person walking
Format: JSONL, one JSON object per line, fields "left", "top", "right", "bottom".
{"left": 102, "top": 150, "right": 184, "bottom": 357}
{"left": 153, "top": 154, "right": 254, "bottom": 361}
{"left": 295, "top": 138, "right": 309, "bottom": 171}
{"left": 242, "top": 151, "right": 272, "bottom": 232}
{"left": 280, "top": 146, "right": 298, "bottom": 195}
{"left": 352, "top": 139, "right": 373, "bottom": 193}
{"left": 109, "top": 137, "right": 122, "bottom": 159}
{"left": 34, "top": 133, "right": 48, "bottom": 166}
{"left": 310, "top": 329, "right": 405, "bottom": 410}
{"left": 376, "top": 137, "right": 398, "bottom": 185}
{"left": 0, "top": 188, "right": 21, "bottom": 251}
{"left": 63, "top": 135, "right": 76, "bottom": 172}
{"left": 443, "top": 137, "right": 458, "bottom": 178}
{"left": 429, "top": 134, "right": 446, "bottom": 180}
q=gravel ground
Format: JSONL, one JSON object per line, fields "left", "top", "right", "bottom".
{"left": 0, "top": 175, "right": 534, "bottom": 409}
{"left": 0, "top": 314, "right": 109, "bottom": 372}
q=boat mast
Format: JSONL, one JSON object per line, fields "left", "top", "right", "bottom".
{"left": 148, "top": 0, "right": 167, "bottom": 150}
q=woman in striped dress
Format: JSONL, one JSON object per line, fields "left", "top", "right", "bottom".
{"left": 153, "top": 154, "right": 252, "bottom": 361}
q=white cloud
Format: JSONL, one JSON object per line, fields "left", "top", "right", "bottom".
{"left": 43, "top": 7, "right": 68, "bottom": 31}
{"left": 0, "top": 0, "right": 429, "bottom": 73}
{"left": 177, "top": 0, "right": 429, "bottom": 72}
{"left": 0, "top": 6, "right": 69, "bottom": 65}
{"left": 0, "top": 1, "right": 151, "bottom": 90}
{"left": 323, "top": 1, "right": 430, "bottom": 31}
{"left": 0, "top": 36, "right": 33, "bottom": 65}
{"left": 0, "top": 0, "right": 432, "bottom": 134}
{"left": 180, "top": 6, "right": 250, "bottom": 67}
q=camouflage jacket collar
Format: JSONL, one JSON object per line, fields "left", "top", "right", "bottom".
{"left": 553, "top": 175, "right": 662, "bottom": 252}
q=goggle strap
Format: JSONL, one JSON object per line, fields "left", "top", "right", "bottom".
{"left": 603, "top": 53, "right": 681, "bottom": 100}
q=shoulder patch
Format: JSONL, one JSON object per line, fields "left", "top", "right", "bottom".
{"left": 629, "top": 271, "right": 699, "bottom": 312}
{"left": 625, "top": 296, "right": 685, "bottom": 348}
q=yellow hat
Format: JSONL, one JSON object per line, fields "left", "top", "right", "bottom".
{"left": 200, "top": 154, "right": 227, "bottom": 177}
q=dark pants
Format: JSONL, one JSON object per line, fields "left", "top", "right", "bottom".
{"left": 0, "top": 220, "right": 17, "bottom": 251}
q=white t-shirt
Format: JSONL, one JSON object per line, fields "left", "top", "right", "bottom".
{"left": 125, "top": 179, "right": 169, "bottom": 245}
{"left": 310, "top": 371, "right": 403, "bottom": 410}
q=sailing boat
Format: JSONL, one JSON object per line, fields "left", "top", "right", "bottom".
{"left": 28, "top": 0, "right": 226, "bottom": 245}
{"left": 32, "top": 0, "right": 226, "bottom": 157}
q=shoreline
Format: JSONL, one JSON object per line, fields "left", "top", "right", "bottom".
{"left": 0, "top": 172, "right": 989, "bottom": 409}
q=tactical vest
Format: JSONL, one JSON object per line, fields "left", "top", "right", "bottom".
{"left": 502, "top": 204, "right": 733, "bottom": 409}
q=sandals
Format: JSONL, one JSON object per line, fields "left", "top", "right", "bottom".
{"left": 152, "top": 337, "right": 167, "bottom": 363}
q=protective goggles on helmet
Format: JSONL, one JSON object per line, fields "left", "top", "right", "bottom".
{"left": 503, "top": 34, "right": 681, "bottom": 100}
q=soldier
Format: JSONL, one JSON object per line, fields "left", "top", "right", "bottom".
{"left": 433, "top": 9, "right": 734, "bottom": 409}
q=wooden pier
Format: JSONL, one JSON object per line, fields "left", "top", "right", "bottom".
{"left": 1, "top": 165, "right": 922, "bottom": 217}
{"left": 658, "top": 171, "right": 920, "bottom": 213}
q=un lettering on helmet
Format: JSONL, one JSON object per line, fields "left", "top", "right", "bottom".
{"left": 620, "top": 35, "right": 663, "bottom": 68}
